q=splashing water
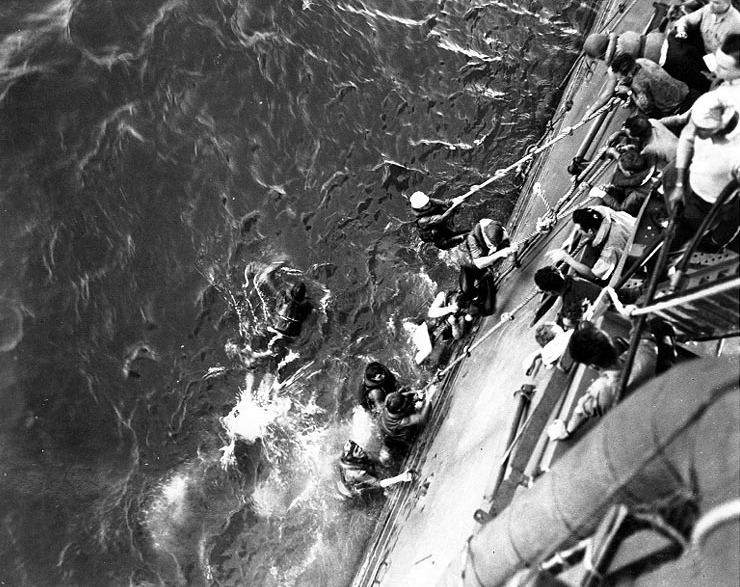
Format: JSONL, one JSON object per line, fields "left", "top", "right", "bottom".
{"left": 0, "top": 0, "right": 595, "bottom": 584}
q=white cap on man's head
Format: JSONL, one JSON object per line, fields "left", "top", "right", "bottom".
{"left": 690, "top": 92, "right": 736, "bottom": 131}
{"left": 409, "top": 191, "right": 430, "bottom": 210}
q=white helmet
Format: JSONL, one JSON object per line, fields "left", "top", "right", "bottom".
{"left": 409, "top": 191, "right": 430, "bottom": 210}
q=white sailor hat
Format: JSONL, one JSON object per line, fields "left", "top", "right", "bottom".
{"left": 691, "top": 92, "right": 735, "bottom": 131}
{"left": 409, "top": 191, "right": 430, "bottom": 210}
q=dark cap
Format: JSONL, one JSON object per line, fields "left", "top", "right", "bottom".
{"left": 385, "top": 392, "right": 410, "bottom": 414}
{"left": 290, "top": 282, "right": 307, "bottom": 301}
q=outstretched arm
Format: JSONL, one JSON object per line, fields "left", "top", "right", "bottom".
{"left": 472, "top": 243, "right": 519, "bottom": 269}
{"left": 403, "top": 398, "right": 432, "bottom": 427}
{"left": 669, "top": 121, "right": 697, "bottom": 209}
{"left": 583, "top": 71, "right": 619, "bottom": 120}
{"left": 379, "top": 469, "right": 416, "bottom": 488}
{"left": 546, "top": 248, "right": 598, "bottom": 281}
{"left": 428, "top": 291, "right": 458, "bottom": 319}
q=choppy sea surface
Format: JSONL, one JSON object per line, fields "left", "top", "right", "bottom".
{"left": 0, "top": 1, "right": 595, "bottom": 585}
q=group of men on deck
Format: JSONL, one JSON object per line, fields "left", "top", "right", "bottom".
{"left": 534, "top": 11, "right": 740, "bottom": 440}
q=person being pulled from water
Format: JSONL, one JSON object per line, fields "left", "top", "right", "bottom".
{"left": 409, "top": 190, "right": 469, "bottom": 250}
{"left": 248, "top": 281, "right": 313, "bottom": 367}
{"left": 413, "top": 284, "right": 469, "bottom": 368}
{"left": 464, "top": 218, "right": 519, "bottom": 270}
{"left": 357, "top": 361, "right": 398, "bottom": 414}
{"left": 336, "top": 440, "right": 416, "bottom": 500}
{"left": 546, "top": 205, "right": 635, "bottom": 285}
{"left": 378, "top": 389, "right": 432, "bottom": 456}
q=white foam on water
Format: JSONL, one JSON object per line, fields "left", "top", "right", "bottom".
{"left": 219, "top": 389, "right": 278, "bottom": 468}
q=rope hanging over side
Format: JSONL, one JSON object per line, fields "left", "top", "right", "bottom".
{"left": 450, "top": 98, "right": 620, "bottom": 211}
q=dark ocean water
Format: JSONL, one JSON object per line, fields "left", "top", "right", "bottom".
{"left": 0, "top": 1, "right": 595, "bottom": 585}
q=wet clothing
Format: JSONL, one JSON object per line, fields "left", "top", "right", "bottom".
{"left": 598, "top": 157, "right": 656, "bottom": 216}
{"left": 379, "top": 403, "right": 422, "bottom": 446}
{"left": 274, "top": 291, "right": 312, "bottom": 337}
{"left": 605, "top": 30, "right": 664, "bottom": 66}
{"left": 338, "top": 458, "right": 382, "bottom": 498}
{"left": 357, "top": 364, "right": 398, "bottom": 413}
{"left": 414, "top": 198, "right": 467, "bottom": 250}
{"left": 427, "top": 291, "right": 464, "bottom": 341}
{"left": 465, "top": 220, "right": 510, "bottom": 261}
{"left": 458, "top": 265, "right": 497, "bottom": 317}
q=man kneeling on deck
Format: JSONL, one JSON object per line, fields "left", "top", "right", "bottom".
{"left": 547, "top": 320, "right": 658, "bottom": 441}
{"left": 337, "top": 440, "right": 415, "bottom": 500}
{"left": 546, "top": 205, "right": 635, "bottom": 284}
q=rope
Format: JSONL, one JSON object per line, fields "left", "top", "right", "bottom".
{"left": 627, "top": 277, "right": 740, "bottom": 317}
{"left": 450, "top": 99, "right": 620, "bottom": 210}
{"left": 435, "top": 289, "right": 540, "bottom": 380}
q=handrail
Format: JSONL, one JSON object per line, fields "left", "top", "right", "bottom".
{"left": 628, "top": 275, "right": 740, "bottom": 317}
{"left": 616, "top": 204, "right": 682, "bottom": 403}
{"left": 670, "top": 179, "right": 739, "bottom": 293}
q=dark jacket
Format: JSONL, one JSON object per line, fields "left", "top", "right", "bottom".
{"left": 274, "top": 291, "right": 312, "bottom": 337}
{"left": 465, "top": 221, "right": 510, "bottom": 260}
{"left": 414, "top": 199, "right": 457, "bottom": 244}
{"left": 378, "top": 401, "right": 418, "bottom": 445}
{"left": 458, "top": 265, "right": 497, "bottom": 317}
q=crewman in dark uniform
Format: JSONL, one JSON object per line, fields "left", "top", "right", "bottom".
{"left": 409, "top": 191, "right": 468, "bottom": 250}
{"left": 378, "top": 390, "right": 431, "bottom": 453}
{"left": 273, "top": 282, "right": 312, "bottom": 338}
{"left": 247, "top": 281, "right": 313, "bottom": 369}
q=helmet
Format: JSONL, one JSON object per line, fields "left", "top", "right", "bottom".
{"left": 583, "top": 33, "right": 609, "bottom": 59}
{"left": 409, "top": 191, "right": 430, "bottom": 210}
